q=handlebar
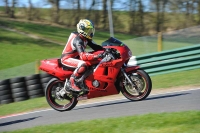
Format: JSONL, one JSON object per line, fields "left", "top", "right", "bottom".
{"left": 102, "top": 48, "right": 115, "bottom": 62}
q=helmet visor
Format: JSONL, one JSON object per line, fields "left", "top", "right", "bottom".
{"left": 85, "top": 28, "right": 95, "bottom": 39}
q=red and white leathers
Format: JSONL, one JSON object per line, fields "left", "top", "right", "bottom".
{"left": 61, "top": 32, "right": 104, "bottom": 92}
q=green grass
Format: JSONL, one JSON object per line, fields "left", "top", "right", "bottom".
{"left": 0, "top": 97, "right": 49, "bottom": 117}
{"left": 0, "top": 19, "right": 134, "bottom": 71}
{"left": 0, "top": 19, "right": 135, "bottom": 45}
{"left": 151, "top": 68, "right": 200, "bottom": 89}
{"left": 0, "top": 19, "right": 74, "bottom": 44}
{"left": 0, "top": 18, "right": 195, "bottom": 56}
{"left": 123, "top": 38, "right": 195, "bottom": 55}
{"left": 0, "top": 68, "right": 199, "bottom": 117}
{"left": 0, "top": 29, "right": 64, "bottom": 70}
{"left": 2, "top": 111, "right": 200, "bottom": 133}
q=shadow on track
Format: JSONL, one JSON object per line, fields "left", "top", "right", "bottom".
{"left": 74, "top": 93, "right": 190, "bottom": 110}
{"left": 146, "top": 93, "right": 190, "bottom": 101}
{"left": 0, "top": 116, "right": 41, "bottom": 127}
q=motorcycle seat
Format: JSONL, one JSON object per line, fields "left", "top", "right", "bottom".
{"left": 57, "top": 59, "right": 75, "bottom": 71}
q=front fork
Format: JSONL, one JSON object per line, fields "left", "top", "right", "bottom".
{"left": 121, "top": 67, "right": 140, "bottom": 94}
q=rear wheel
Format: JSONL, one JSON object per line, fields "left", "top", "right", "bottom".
{"left": 45, "top": 78, "right": 78, "bottom": 111}
{"left": 120, "top": 69, "right": 152, "bottom": 101}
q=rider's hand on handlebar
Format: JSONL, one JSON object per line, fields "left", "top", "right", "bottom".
{"left": 96, "top": 48, "right": 110, "bottom": 59}
{"left": 97, "top": 53, "right": 104, "bottom": 59}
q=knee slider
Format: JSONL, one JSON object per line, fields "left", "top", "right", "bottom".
{"left": 77, "top": 64, "right": 88, "bottom": 75}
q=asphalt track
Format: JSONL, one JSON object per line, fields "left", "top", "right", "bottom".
{"left": 0, "top": 88, "right": 200, "bottom": 132}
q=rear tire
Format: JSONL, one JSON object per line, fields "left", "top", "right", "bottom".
{"left": 120, "top": 69, "right": 152, "bottom": 101}
{"left": 45, "top": 78, "right": 78, "bottom": 111}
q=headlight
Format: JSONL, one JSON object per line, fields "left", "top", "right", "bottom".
{"left": 128, "top": 51, "right": 132, "bottom": 57}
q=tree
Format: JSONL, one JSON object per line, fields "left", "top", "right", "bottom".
{"left": 128, "top": 0, "right": 145, "bottom": 35}
{"left": 198, "top": 0, "right": 200, "bottom": 24}
{"left": 138, "top": 0, "right": 144, "bottom": 35}
{"left": 86, "top": 0, "right": 101, "bottom": 28}
{"left": 150, "top": 0, "right": 168, "bottom": 33}
{"left": 75, "top": 0, "right": 81, "bottom": 24}
{"left": 10, "top": 0, "right": 17, "bottom": 18}
{"left": 101, "top": 0, "right": 108, "bottom": 30}
{"left": 48, "top": 0, "right": 60, "bottom": 23}
{"left": 129, "top": 0, "right": 137, "bottom": 34}
{"left": 4, "top": 0, "right": 10, "bottom": 14}
{"left": 27, "top": 0, "right": 33, "bottom": 20}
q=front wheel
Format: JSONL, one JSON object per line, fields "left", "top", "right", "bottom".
{"left": 45, "top": 78, "right": 78, "bottom": 111}
{"left": 120, "top": 69, "right": 152, "bottom": 101}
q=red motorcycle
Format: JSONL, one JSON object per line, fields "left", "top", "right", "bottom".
{"left": 39, "top": 37, "right": 152, "bottom": 111}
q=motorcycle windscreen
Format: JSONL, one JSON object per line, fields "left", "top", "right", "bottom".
{"left": 101, "top": 37, "right": 124, "bottom": 47}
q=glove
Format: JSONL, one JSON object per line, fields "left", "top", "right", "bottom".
{"left": 97, "top": 53, "right": 104, "bottom": 59}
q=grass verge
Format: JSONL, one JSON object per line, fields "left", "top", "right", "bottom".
{"left": 2, "top": 111, "right": 200, "bottom": 133}
{"left": 0, "top": 19, "right": 135, "bottom": 45}
{"left": 0, "top": 29, "right": 64, "bottom": 70}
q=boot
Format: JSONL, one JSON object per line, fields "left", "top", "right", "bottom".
{"left": 69, "top": 76, "right": 81, "bottom": 92}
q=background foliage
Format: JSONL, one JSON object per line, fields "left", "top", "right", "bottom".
{"left": 1, "top": 0, "right": 200, "bottom": 35}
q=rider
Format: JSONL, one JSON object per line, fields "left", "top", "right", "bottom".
{"left": 61, "top": 19, "right": 104, "bottom": 92}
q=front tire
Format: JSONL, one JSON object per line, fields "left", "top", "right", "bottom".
{"left": 45, "top": 78, "right": 78, "bottom": 111}
{"left": 120, "top": 69, "right": 152, "bottom": 101}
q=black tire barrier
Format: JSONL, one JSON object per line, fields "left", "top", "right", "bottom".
{"left": 41, "top": 77, "right": 52, "bottom": 92}
{"left": 11, "top": 82, "right": 26, "bottom": 88}
{"left": 0, "top": 92, "right": 13, "bottom": 104}
{"left": 0, "top": 79, "right": 11, "bottom": 91}
{"left": 26, "top": 79, "right": 41, "bottom": 86}
{"left": 0, "top": 72, "right": 54, "bottom": 104}
{"left": 27, "top": 84, "right": 43, "bottom": 91}
{"left": 41, "top": 77, "right": 52, "bottom": 84}
{"left": 26, "top": 74, "right": 41, "bottom": 88}
{"left": 10, "top": 77, "right": 28, "bottom": 103}
{"left": 28, "top": 90, "right": 44, "bottom": 98}
{"left": 25, "top": 74, "right": 40, "bottom": 80}
{"left": 26, "top": 74, "right": 44, "bottom": 99}
{"left": 40, "top": 73, "right": 54, "bottom": 92}
{"left": 11, "top": 87, "right": 27, "bottom": 93}
{"left": 10, "top": 77, "right": 25, "bottom": 84}
{"left": 0, "top": 79, "right": 10, "bottom": 85}
{"left": 1, "top": 99, "right": 14, "bottom": 104}
{"left": 1, "top": 94, "right": 13, "bottom": 100}
{"left": 28, "top": 87, "right": 44, "bottom": 99}
{"left": 28, "top": 89, "right": 43, "bottom": 95}
{"left": 0, "top": 79, "right": 13, "bottom": 104}
{"left": 40, "top": 72, "right": 52, "bottom": 78}
{"left": 14, "top": 97, "right": 29, "bottom": 102}
{"left": 29, "top": 94, "right": 44, "bottom": 99}
{"left": 12, "top": 91, "right": 28, "bottom": 98}
{"left": 0, "top": 89, "right": 11, "bottom": 96}
{"left": 0, "top": 84, "right": 10, "bottom": 91}
{"left": 42, "top": 83, "right": 47, "bottom": 91}
{"left": 27, "top": 84, "right": 44, "bottom": 99}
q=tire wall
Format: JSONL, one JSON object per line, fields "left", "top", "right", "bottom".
{"left": 0, "top": 73, "right": 54, "bottom": 104}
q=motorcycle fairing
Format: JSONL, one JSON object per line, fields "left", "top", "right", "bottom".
{"left": 84, "top": 59, "right": 124, "bottom": 99}
{"left": 125, "top": 66, "right": 140, "bottom": 73}
{"left": 40, "top": 59, "right": 73, "bottom": 80}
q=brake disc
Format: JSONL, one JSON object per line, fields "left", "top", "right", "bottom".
{"left": 130, "top": 75, "right": 145, "bottom": 92}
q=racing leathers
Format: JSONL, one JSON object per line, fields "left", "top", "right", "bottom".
{"left": 61, "top": 32, "right": 104, "bottom": 92}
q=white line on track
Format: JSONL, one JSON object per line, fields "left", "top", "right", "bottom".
{"left": 1, "top": 88, "right": 200, "bottom": 120}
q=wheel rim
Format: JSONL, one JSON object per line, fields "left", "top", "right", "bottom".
{"left": 123, "top": 72, "right": 149, "bottom": 99}
{"left": 47, "top": 80, "right": 75, "bottom": 109}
